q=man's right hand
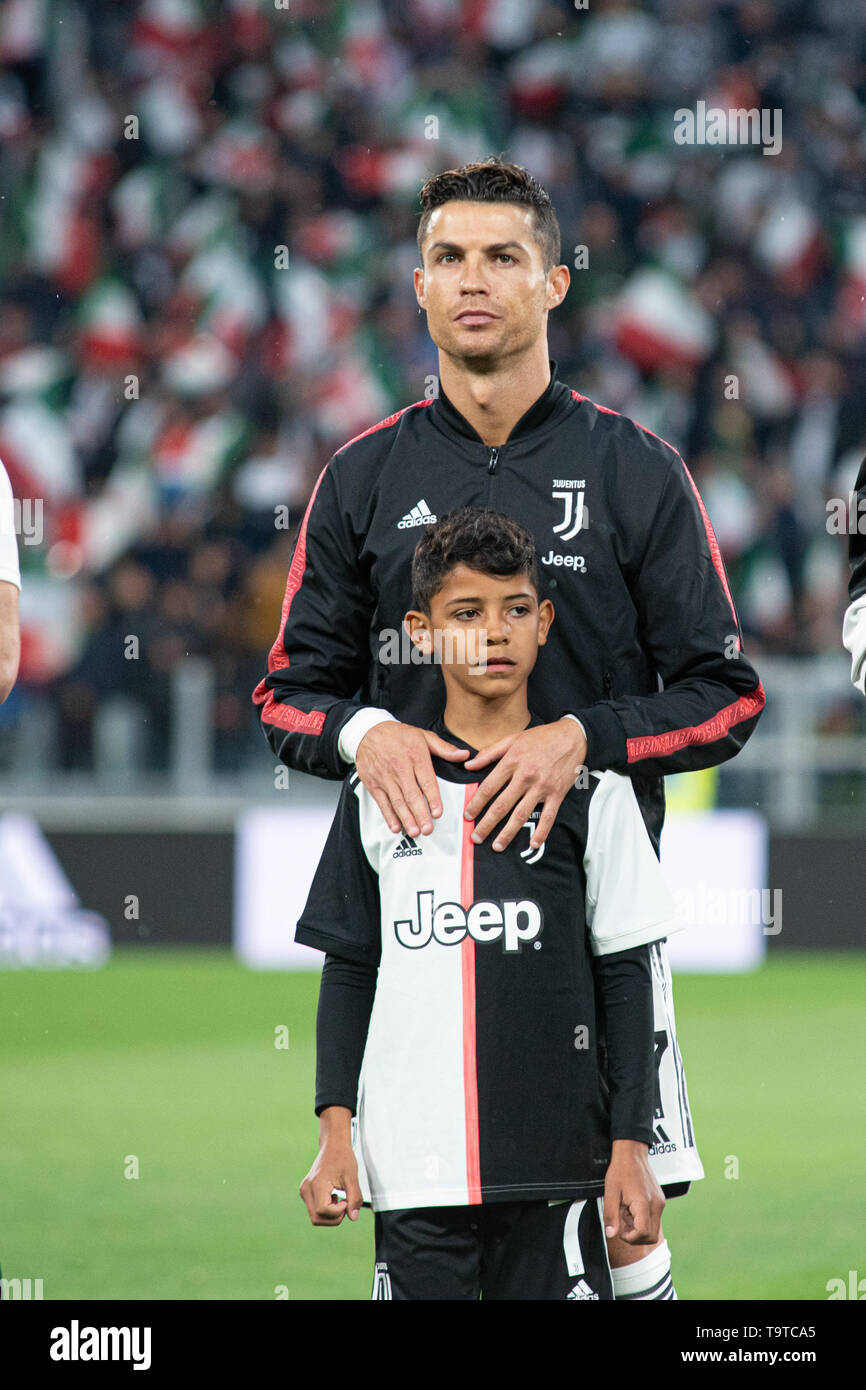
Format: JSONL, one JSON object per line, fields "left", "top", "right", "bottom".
{"left": 354, "top": 721, "right": 469, "bottom": 838}
{"left": 300, "top": 1108, "right": 364, "bottom": 1226}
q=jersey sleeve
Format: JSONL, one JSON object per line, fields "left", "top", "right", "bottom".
{"left": 314, "top": 954, "right": 377, "bottom": 1116}
{"left": 566, "top": 451, "right": 765, "bottom": 775}
{"left": 593, "top": 944, "right": 655, "bottom": 1145}
{"left": 583, "top": 770, "right": 681, "bottom": 956}
{"left": 294, "top": 776, "right": 382, "bottom": 966}
{"left": 252, "top": 460, "right": 378, "bottom": 780}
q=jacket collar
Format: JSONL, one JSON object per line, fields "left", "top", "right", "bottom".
{"left": 429, "top": 359, "right": 571, "bottom": 446}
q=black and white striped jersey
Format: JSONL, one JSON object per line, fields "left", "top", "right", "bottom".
{"left": 295, "top": 713, "right": 702, "bottom": 1212}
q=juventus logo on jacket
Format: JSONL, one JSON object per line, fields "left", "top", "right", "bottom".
{"left": 552, "top": 485, "right": 587, "bottom": 540}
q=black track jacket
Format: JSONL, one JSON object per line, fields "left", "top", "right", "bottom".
{"left": 253, "top": 360, "right": 765, "bottom": 848}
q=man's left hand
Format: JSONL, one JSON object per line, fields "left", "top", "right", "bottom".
{"left": 462, "top": 717, "right": 587, "bottom": 851}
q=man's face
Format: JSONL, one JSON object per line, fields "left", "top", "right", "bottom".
{"left": 404, "top": 564, "right": 554, "bottom": 699}
{"left": 413, "top": 202, "right": 568, "bottom": 368}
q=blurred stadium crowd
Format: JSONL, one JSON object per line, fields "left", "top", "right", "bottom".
{"left": 1, "top": 0, "right": 865, "bottom": 771}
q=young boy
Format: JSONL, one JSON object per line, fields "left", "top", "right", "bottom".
{"left": 295, "top": 507, "right": 698, "bottom": 1300}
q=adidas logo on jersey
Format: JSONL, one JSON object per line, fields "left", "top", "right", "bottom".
{"left": 567, "top": 1279, "right": 598, "bottom": 1300}
{"left": 397, "top": 499, "right": 437, "bottom": 528}
{"left": 394, "top": 890, "right": 543, "bottom": 952}
{"left": 648, "top": 1123, "right": 678, "bottom": 1157}
{"left": 393, "top": 835, "right": 422, "bottom": 858}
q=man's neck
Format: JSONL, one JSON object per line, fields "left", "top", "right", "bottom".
{"left": 442, "top": 687, "right": 532, "bottom": 752}
{"left": 437, "top": 341, "right": 551, "bottom": 447}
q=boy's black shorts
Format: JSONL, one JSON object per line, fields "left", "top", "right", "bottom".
{"left": 371, "top": 1197, "right": 614, "bottom": 1301}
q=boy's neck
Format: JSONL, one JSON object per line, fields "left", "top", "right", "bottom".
{"left": 442, "top": 687, "right": 533, "bottom": 751}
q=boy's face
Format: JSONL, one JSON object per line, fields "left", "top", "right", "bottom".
{"left": 404, "top": 564, "right": 554, "bottom": 698}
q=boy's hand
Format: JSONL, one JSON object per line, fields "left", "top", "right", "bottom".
{"left": 462, "top": 717, "right": 587, "bottom": 851}
{"left": 603, "top": 1140, "right": 665, "bottom": 1245}
{"left": 300, "top": 1107, "right": 363, "bottom": 1226}
{"left": 355, "top": 721, "right": 469, "bottom": 838}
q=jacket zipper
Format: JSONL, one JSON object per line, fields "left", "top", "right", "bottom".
{"left": 603, "top": 671, "right": 614, "bottom": 699}
{"left": 487, "top": 447, "right": 499, "bottom": 505}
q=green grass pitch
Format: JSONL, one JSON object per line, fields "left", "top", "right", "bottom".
{"left": 1, "top": 949, "right": 863, "bottom": 1301}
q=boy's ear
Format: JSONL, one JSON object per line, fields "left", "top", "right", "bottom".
{"left": 537, "top": 597, "right": 555, "bottom": 645}
{"left": 403, "top": 610, "right": 432, "bottom": 652}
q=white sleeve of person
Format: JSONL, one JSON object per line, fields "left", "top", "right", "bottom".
{"left": 338, "top": 707, "right": 398, "bottom": 763}
{"left": 842, "top": 595, "right": 866, "bottom": 696}
{"left": 0, "top": 462, "right": 21, "bottom": 589}
{"left": 583, "top": 770, "right": 683, "bottom": 955}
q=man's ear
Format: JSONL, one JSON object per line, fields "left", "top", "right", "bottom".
{"left": 547, "top": 263, "right": 570, "bottom": 311}
{"left": 537, "top": 597, "right": 555, "bottom": 645}
{"left": 404, "top": 610, "right": 432, "bottom": 653}
{"left": 413, "top": 265, "right": 425, "bottom": 309}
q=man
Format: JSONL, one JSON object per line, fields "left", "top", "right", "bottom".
{"left": 843, "top": 454, "right": 866, "bottom": 694}
{"left": 0, "top": 459, "right": 21, "bottom": 703}
{"left": 253, "top": 157, "right": 765, "bottom": 1297}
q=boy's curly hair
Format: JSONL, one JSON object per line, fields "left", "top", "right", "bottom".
{"left": 411, "top": 506, "right": 540, "bottom": 614}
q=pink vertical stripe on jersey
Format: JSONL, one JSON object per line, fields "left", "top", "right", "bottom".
{"left": 460, "top": 783, "right": 482, "bottom": 1205}
{"left": 677, "top": 455, "right": 740, "bottom": 646}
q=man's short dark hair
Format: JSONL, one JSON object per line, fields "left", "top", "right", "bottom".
{"left": 417, "top": 156, "right": 561, "bottom": 275}
{"left": 411, "top": 506, "right": 540, "bottom": 615}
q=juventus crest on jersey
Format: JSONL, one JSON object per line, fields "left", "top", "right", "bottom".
{"left": 295, "top": 713, "right": 704, "bottom": 1212}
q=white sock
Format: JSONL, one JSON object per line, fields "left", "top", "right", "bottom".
{"left": 611, "top": 1239, "right": 677, "bottom": 1300}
